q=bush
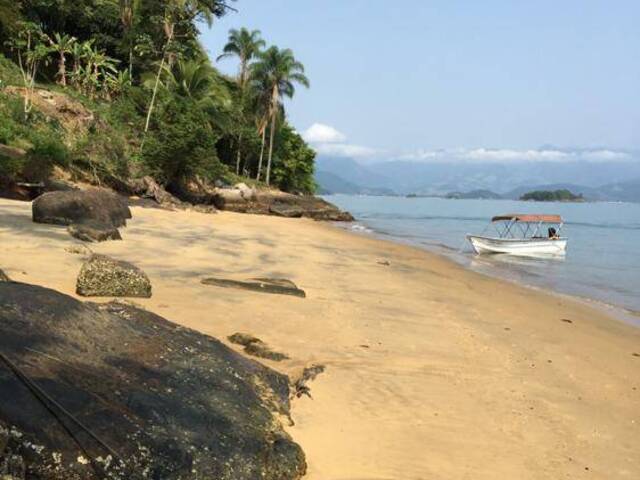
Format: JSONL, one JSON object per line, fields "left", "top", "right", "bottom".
{"left": 0, "top": 53, "right": 22, "bottom": 87}
{"left": 141, "top": 96, "right": 227, "bottom": 186}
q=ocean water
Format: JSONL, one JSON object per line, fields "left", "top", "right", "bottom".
{"left": 325, "top": 195, "right": 640, "bottom": 316}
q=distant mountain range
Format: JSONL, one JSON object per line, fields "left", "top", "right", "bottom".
{"left": 315, "top": 155, "right": 640, "bottom": 202}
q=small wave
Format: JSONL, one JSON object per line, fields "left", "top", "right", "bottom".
{"left": 350, "top": 224, "right": 374, "bottom": 234}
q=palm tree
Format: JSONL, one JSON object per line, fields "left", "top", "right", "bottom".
{"left": 81, "top": 45, "right": 118, "bottom": 97}
{"left": 69, "top": 39, "right": 91, "bottom": 88}
{"left": 250, "top": 46, "right": 309, "bottom": 185}
{"left": 48, "top": 33, "right": 76, "bottom": 86}
{"left": 218, "top": 28, "right": 265, "bottom": 174}
{"left": 218, "top": 28, "right": 265, "bottom": 89}
{"left": 153, "top": 58, "right": 232, "bottom": 128}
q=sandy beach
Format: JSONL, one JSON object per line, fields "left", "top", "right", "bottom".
{"left": 1, "top": 197, "right": 639, "bottom": 480}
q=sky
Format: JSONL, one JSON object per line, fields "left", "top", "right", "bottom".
{"left": 200, "top": 0, "right": 640, "bottom": 163}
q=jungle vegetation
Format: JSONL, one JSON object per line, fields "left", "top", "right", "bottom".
{"left": 0, "top": 0, "right": 317, "bottom": 195}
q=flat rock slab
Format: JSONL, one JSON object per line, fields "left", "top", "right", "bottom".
{"left": 76, "top": 254, "right": 151, "bottom": 298}
{"left": 228, "top": 333, "right": 290, "bottom": 362}
{"left": 68, "top": 221, "right": 122, "bottom": 243}
{"left": 201, "top": 278, "right": 306, "bottom": 298}
{"left": 0, "top": 282, "right": 306, "bottom": 480}
{"left": 32, "top": 188, "right": 131, "bottom": 228}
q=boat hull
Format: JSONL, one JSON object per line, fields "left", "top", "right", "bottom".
{"left": 467, "top": 235, "right": 567, "bottom": 256}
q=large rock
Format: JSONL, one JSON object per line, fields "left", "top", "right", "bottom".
{"left": 32, "top": 188, "right": 131, "bottom": 228}
{"left": 67, "top": 221, "right": 122, "bottom": 243}
{"left": 76, "top": 254, "right": 151, "bottom": 297}
{"left": 214, "top": 190, "right": 353, "bottom": 221}
{"left": 0, "top": 281, "right": 306, "bottom": 480}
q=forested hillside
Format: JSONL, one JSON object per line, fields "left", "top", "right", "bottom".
{"left": 0, "top": 0, "right": 317, "bottom": 197}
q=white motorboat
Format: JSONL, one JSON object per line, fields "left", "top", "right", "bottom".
{"left": 467, "top": 214, "right": 567, "bottom": 256}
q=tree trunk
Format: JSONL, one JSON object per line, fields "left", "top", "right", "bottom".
{"left": 58, "top": 53, "right": 66, "bottom": 86}
{"left": 235, "top": 132, "right": 242, "bottom": 175}
{"left": 256, "top": 126, "right": 266, "bottom": 181}
{"left": 144, "top": 21, "right": 174, "bottom": 137}
{"left": 266, "top": 111, "right": 276, "bottom": 186}
{"left": 144, "top": 55, "right": 166, "bottom": 134}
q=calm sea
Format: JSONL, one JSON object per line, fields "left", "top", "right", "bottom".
{"left": 325, "top": 195, "right": 640, "bottom": 318}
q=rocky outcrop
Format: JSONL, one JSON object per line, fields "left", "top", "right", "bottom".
{"left": 76, "top": 254, "right": 151, "bottom": 298}
{"left": 32, "top": 188, "right": 131, "bottom": 228}
{"left": 202, "top": 277, "right": 306, "bottom": 298}
{"left": 67, "top": 221, "right": 122, "bottom": 242}
{"left": 128, "top": 176, "right": 217, "bottom": 214}
{"left": 0, "top": 270, "right": 9, "bottom": 282}
{"left": 0, "top": 281, "right": 306, "bottom": 480}
{"left": 214, "top": 189, "right": 353, "bottom": 221}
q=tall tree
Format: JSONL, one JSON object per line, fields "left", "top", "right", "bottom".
{"left": 250, "top": 46, "right": 309, "bottom": 185}
{"left": 217, "top": 28, "right": 265, "bottom": 174}
{"left": 47, "top": 32, "right": 76, "bottom": 86}
{"left": 119, "top": 0, "right": 140, "bottom": 74}
{"left": 217, "top": 28, "right": 265, "bottom": 89}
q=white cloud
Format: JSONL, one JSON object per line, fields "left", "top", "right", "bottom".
{"left": 397, "top": 147, "right": 634, "bottom": 163}
{"left": 304, "top": 122, "right": 380, "bottom": 158}
{"left": 312, "top": 142, "right": 379, "bottom": 158}
{"left": 302, "top": 123, "right": 346, "bottom": 143}
{"left": 302, "top": 121, "right": 635, "bottom": 164}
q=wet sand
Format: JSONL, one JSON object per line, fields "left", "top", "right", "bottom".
{"left": 1, "top": 198, "right": 639, "bottom": 479}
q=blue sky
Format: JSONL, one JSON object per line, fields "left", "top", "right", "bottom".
{"left": 200, "top": 1, "right": 639, "bottom": 162}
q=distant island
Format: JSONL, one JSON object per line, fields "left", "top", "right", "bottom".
{"left": 445, "top": 190, "right": 502, "bottom": 200}
{"left": 520, "top": 189, "right": 584, "bottom": 202}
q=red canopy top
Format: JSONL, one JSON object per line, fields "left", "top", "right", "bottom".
{"left": 491, "top": 214, "right": 562, "bottom": 223}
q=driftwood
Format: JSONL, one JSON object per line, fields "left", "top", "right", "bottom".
{"left": 201, "top": 277, "right": 306, "bottom": 298}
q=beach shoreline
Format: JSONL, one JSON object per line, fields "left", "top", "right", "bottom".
{"left": 1, "top": 198, "right": 639, "bottom": 479}
{"left": 336, "top": 219, "right": 640, "bottom": 328}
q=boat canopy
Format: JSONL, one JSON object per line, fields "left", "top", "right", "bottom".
{"left": 491, "top": 214, "right": 562, "bottom": 223}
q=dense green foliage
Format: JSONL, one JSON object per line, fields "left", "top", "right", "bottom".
{"left": 520, "top": 189, "right": 584, "bottom": 202}
{"left": 271, "top": 124, "right": 317, "bottom": 194}
{"left": 0, "top": 91, "right": 68, "bottom": 182}
{"left": 0, "top": 0, "right": 317, "bottom": 195}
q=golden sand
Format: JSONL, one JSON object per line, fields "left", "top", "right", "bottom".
{"left": 1, "top": 198, "right": 638, "bottom": 479}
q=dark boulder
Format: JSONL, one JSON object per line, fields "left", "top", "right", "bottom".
{"left": 0, "top": 281, "right": 306, "bottom": 480}
{"left": 67, "top": 221, "right": 122, "bottom": 243}
{"left": 32, "top": 188, "right": 131, "bottom": 228}
{"left": 76, "top": 254, "right": 151, "bottom": 298}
